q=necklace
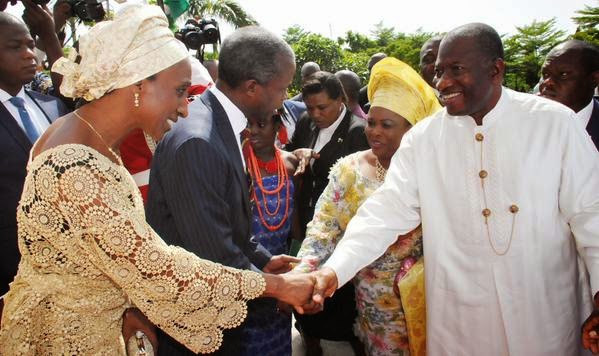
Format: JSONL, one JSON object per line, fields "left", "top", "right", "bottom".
{"left": 143, "top": 131, "right": 157, "bottom": 154}
{"left": 475, "top": 132, "right": 519, "bottom": 255}
{"left": 375, "top": 159, "right": 387, "bottom": 182}
{"left": 74, "top": 110, "right": 123, "bottom": 165}
{"left": 256, "top": 155, "right": 278, "bottom": 174}
{"left": 245, "top": 144, "right": 291, "bottom": 231}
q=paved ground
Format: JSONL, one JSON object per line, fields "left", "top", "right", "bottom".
{"left": 291, "top": 316, "right": 355, "bottom": 356}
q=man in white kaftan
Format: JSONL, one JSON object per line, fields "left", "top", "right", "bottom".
{"left": 308, "top": 23, "right": 599, "bottom": 355}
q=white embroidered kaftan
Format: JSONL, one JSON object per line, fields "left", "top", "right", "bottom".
{"left": 325, "top": 88, "right": 599, "bottom": 355}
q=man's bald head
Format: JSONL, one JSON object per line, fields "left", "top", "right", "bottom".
{"left": 0, "top": 11, "right": 27, "bottom": 29}
{"left": 540, "top": 39, "right": 599, "bottom": 112}
{"left": 435, "top": 23, "right": 505, "bottom": 123}
{"left": 442, "top": 23, "right": 504, "bottom": 62}
{"left": 301, "top": 61, "right": 320, "bottom": 80}
{"left": 367, "top": 52, "right": 387, "bottom": 72}
{"left": 546, "top": 39, "right": 599, "bottom": 74}
{"left": 420, "top": 35, "right": 443, "bottom": 88}
{"left": 334, "top": 70, "right": 361, "bottom": 103}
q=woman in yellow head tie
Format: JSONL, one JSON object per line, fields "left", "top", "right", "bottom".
{"left": 294, "top": 57, "right": 440, "bottom": 355}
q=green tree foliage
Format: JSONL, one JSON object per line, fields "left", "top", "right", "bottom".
{"left": 290, "top": 33, "right": 343, "bottom": 93}
{"left": 385, "top": 30, "right": 436, "bottom": 70}
{"left": 187, "top": 0, "right": 257, "bottom": 27}
{"left": 572, "top": 2, "right": 599, "bottom": 46}
{"left": 371, "top": 21, "right": 396, "bottom": 47}
{"left": 283, "top": 25, "right": 310, "bottom": 45}
{"left": 284, "top": 7, "right": 593, "bottom": 96}
{"left": 503, "top": 18, "right": 565, "bottom": 92}
{"left": 338, "top": 30, "right": 377, "bottom": 52}
{"left": 339, "top": 51, "right": 371, "bottom": 84}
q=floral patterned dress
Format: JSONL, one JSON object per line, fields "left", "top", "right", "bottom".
{"left": 295, "top": 151, "right": 423, "bottom": 356}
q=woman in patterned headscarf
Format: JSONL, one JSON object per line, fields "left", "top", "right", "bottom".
{"left": 0, "top": 5, "right": 313, "bottom": 355}
{"left": 294, "top": 57, "right": 441, "bottom": 356}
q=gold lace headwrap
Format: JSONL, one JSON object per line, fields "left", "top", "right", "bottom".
{"left": 52, "top": 4, "right": 188, "bottom": 101}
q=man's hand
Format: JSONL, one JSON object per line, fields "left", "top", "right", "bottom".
{"left": 52, "top": 0, "right": 72, "bottom": 35}
{"left": 22, "top": 0, "right": 55, "bottom": 41}
{"left": 122, "top": 308, "right": 158, "bottom": 352}
{"left": 263, "top": 254, "right": 301, "bottom": 274}
{"left": 292, "top": 267, "right": 338, "bottom": 315}
{"left": 293, "top": 148, "right": 320, "bottom": 176}
{"left": 263, "top": 272, "right": 315, "bottom": 314}
{"left": 311, "top": 267, "right": 338, "bottom": 305}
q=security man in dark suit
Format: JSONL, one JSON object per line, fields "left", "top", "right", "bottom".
{"left": 0, "top": 11, "right": 68, "bottom": 296}
{"left": 540, "top": 39, "right": 599, "bottom": 149}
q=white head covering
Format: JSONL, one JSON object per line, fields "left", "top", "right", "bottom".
{"left": 53, "top": 4, "right": 188, "bottom": 101}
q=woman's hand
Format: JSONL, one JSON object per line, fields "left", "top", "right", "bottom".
{"left": 293, "top": 148, "right": 320, "bottom": 176}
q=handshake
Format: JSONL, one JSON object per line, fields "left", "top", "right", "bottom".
{"left": 261, "top": 254, "right": 339, "bottom": 314}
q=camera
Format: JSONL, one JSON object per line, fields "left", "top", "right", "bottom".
{"left": 40, "top": 0, "right": 105, "bottom": 22}
{"left": 175, "top": 19, "right": 220, "bottom": 50}
{"left": 67, "top": 0, "right": 105, "bottom": 22}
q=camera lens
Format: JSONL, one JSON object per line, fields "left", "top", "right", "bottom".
{"left": 184, "top": 31, "right": 203, "bottom": 50}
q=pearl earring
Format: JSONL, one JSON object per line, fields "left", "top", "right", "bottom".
{"left": 134, "top": 93, "right": 140, "bottom": 107}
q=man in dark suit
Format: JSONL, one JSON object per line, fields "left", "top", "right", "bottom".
{"left": 540, "top": 39, "right": 599, "bottom": 149}
{"left": 0, "top": 12, "right": 68, "bottom": 296}
{"left": 146, "top": 26, "right": 298, "bottom": 355}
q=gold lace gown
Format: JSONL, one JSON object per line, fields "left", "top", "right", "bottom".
{"left": 0, "top": 144, "right": 265, "bottom": 355}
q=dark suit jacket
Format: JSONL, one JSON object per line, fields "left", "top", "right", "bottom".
{"left": 0, "top": 90, "right": 68, "bottom": 295}
{"left": 587, "top": 98, "right": 599, "bottom": 150}
{"left": 146, "top": 90, "right": 272, "bottom": 355}
{"left": 287, "top": 108, "right": 369, "bottom": 238}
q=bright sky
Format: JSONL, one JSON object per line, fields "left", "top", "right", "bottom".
{"left": 233, "top": 0, "right": 592, "bottom": 39}
{"left": 5, "top": 0, "right": 593, "bottom": 40}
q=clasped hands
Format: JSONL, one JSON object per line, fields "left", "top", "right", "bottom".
{"left": 263, "top": 257, "right": 338, "bottom": 315}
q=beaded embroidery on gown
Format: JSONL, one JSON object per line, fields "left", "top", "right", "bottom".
{"left": 0, "top": 144, "right": 265, "bottom": 355}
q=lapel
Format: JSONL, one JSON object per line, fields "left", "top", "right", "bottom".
{"left": 0, "top": 100, "right": 32, "bottom": 154}
{"left": 316, "top": 109, "right": 352, "bottom": 159}
{"left": 25, "top": 90, "right": 54, "bottom": 124}
{"left": 587, "top": 98, "right": 599, "bottom": 150}
{"left": 200, "top": 91, "right": 251, "bottom": 216}
{"left": 307, "top": 120, "right": 319, "bottom": 149}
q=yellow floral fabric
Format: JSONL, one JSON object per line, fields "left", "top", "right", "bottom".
{"left": 295, "top": 152, "right": 423, "bottom": 356}
{"left": 398, "top": 258, "right": 426, "bottom": 356}
{"left": 0, "top": 144, "right": 265, "bottom": 355}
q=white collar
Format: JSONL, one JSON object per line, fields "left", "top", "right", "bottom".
{"left": 0, "top": 86, "right": 26, "bottom": 104}
{"left": 210, "top": 85, "right": 247, "bottom": 137}
{"left": 445, "top": 87, "right": 507, "bottom": 129}
{"left": 575, "top": 99, "right": 594, "bottom": 129}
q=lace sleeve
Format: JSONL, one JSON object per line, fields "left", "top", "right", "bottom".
{"left": 45, "top": 145, "right": 265, "bottom": 353}
{"left": 295, "top": 157, "right": 358, "bottom": 272}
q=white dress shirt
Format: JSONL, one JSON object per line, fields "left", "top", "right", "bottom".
{"left": 0, "top": 87, "right": 50, "bottom": 136}
{"left": 324, "top": 88, "right": 599, "bottom": 355}
{"left": 576, "top": 99, "right": 594, "bottom": 129}
{"left": 209, "top": 86, "right": 248, "bottom": 168}
{"left": 313, "top": 105, "right": 346, "bottom": 153}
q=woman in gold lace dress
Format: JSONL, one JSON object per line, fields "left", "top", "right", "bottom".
{"left": 0, "top": 5, "right": 312, "bottom": 355}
